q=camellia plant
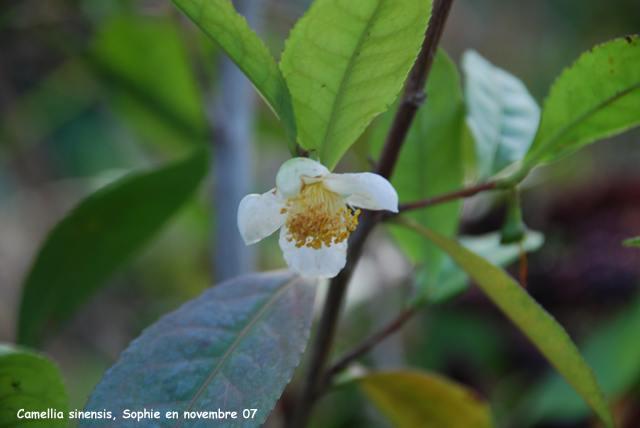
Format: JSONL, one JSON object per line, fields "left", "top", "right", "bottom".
{"left": 3, "top": 0, "right": 640, "bottom": 427}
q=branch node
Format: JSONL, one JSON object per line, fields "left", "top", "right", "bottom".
{"left": 404, "top": 92, "right": 426, "bottom": 108}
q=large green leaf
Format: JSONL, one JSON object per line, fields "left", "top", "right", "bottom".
{"left": 79, "top": 271, "right": 314, "bottom": 428}
{"left": 281, "top": 0, "right": 432, "bottom": 170}
{"left": 424, "top": 230, "right": 544, "bottom": 305}
{"left": 0, "top": 344, "right": 68, "bottom": 428}
{"left": 524, "top": 36, "right": 640, "bottom": 166}
{"left": 90, "top": 15, "right": 207, "bottom": 155}
{"left": 170, "top": 0, "right": 297, "bottom": 154}
{"left": 520, "top": 292, "right": 640, "bottom": 426}
{"left": 462, "top": 50, "right": 540, "bottom": 179}
{"left": 358, "top": 370, "right": 494, "bottom": 428}
{"left": 370, "top": 49, "right": 466, "bottom": 294}
{"left": 397, "top": 219, "right": 614, "bottom": 428}
{"left": 18, "top": 148, "right": 209, "bottom": 347}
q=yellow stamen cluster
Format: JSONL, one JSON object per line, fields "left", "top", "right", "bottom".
{"left": 280, "top": 183, "right": 360, "bottom": 250}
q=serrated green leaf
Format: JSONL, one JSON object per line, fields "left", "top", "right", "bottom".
{"left": 524, "top": 36, "right": 640, "bottom": 166}
{"left": 370, "top": 49, "right": 465, "bottom": 292}
{"left": 0, "top": 344, "right": 68, "bottom": 428}
{"left": 425, "top": 230, "right": 544, "bottom": 305}
{"left": 18, "top": 148, "right": 209, "bottom": 347}
{"left": 462, "top": 50, "right": 540, "bottom": 179}
{"left": 397, "top": 218, "right": 614, "bottom": 428}
{"left": 90, "top": 14, "right": 207, "bottom": 155}
{"left": 170, "top": 0, "right": 297, "bottom": 155}
{"left": 79, "top": 271, "right": 315, "bottom": 428}
{"left": 358, "top": 370, "right": 494, "bottom": 428}
{"left": 622, "top": 236, "right": 640, "bottom": 247}
{"left": 520, "top": 293, "right": 640, "bottom": 426}
{"left": 281, "top": 0, "right": 432, "bottom": 170}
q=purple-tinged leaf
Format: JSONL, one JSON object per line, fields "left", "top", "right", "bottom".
{"left": 79, "top": 271, "right": 314, "bottom": 428}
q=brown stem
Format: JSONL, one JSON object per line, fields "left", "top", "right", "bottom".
{"left": 288, "top": 212, "right": 378, "bottom": 428}
{"left": 518, "top": 243, "right": 528, "bottom": 289}
{"left": 397, "top": 181, "right": 497, "bottom": 213}
{"left": 289, "top": 2, "right": 456, "bottom": 426}
{"left": 375, "top": 0, "right": 455, "bottom": 180}
{"left": 322, "top": 307, "right": 416, "bottom": 390}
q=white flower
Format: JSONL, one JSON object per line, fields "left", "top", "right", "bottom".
{"left": 237, "top": 158, "right": 398, "bottom": 279}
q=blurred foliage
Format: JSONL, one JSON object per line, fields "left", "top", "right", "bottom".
{"left": 170, "top": 0, "right": 298, "bottom": 153}
{"left": 520, "top": 293, "right": 640, "bottom": 426}
{"left": 623, "top": 236, "right": 640, "bottom": 248}
{"left": 18, "top": 147, "right": 208, "bottom": 347}
{"left": 90, "top": 14, "right": 207, "bottom": 155}
{"left": 401, "top": 219, "right": 615, "bottom": 428}
{"left": 358, "top": 370, "right": 495, "bottom": 428}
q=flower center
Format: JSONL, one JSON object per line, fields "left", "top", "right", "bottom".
{"left": 280, "top": 182, "right": 360, "bottom": 250}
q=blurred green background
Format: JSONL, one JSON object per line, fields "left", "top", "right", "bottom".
{"left": 1, "top": 0, "right": 639, "bottom": 427}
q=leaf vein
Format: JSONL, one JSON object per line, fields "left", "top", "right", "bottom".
{"left": 319, "top": 1, "right": 385, "bottom": 158}
{"left": 532, "top": 81, "right": 640, "bottom": 162}
{"left": 172, "top": 278, "right": 302, "bottom": 428}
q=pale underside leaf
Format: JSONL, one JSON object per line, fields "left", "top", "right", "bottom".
{"left": 424, "top": 230, "right": 544, "bottom": 305}
{"left": 462, "top": 50, "right": 540, "bottom": 179}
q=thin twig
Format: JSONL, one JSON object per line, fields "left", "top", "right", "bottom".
{"left": 320, "top": 183, "right": 500, "bottom": 384}
{"left": 322, "top": 307, "right": 416, "bottom": 390}
{"left": 397, "top": 181, "right": 498, "bottom": 213}
{"left": 320, "top": 187, "right": 502, "bottom": 388}
{"left": 288, "top": 2, "right": 456, "bottom": 427}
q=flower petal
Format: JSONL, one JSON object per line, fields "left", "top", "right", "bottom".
{"left": 237, "top": 190, "right": 287, "bottom": 245}
{"left": 279, "top": 227, "right": 347, "bottom": 279}
{"left": 322, "top": 172, "right": 399, "bottom": 212}
{"left": 275, "top": 157, "right": 330, "bottom": 198}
